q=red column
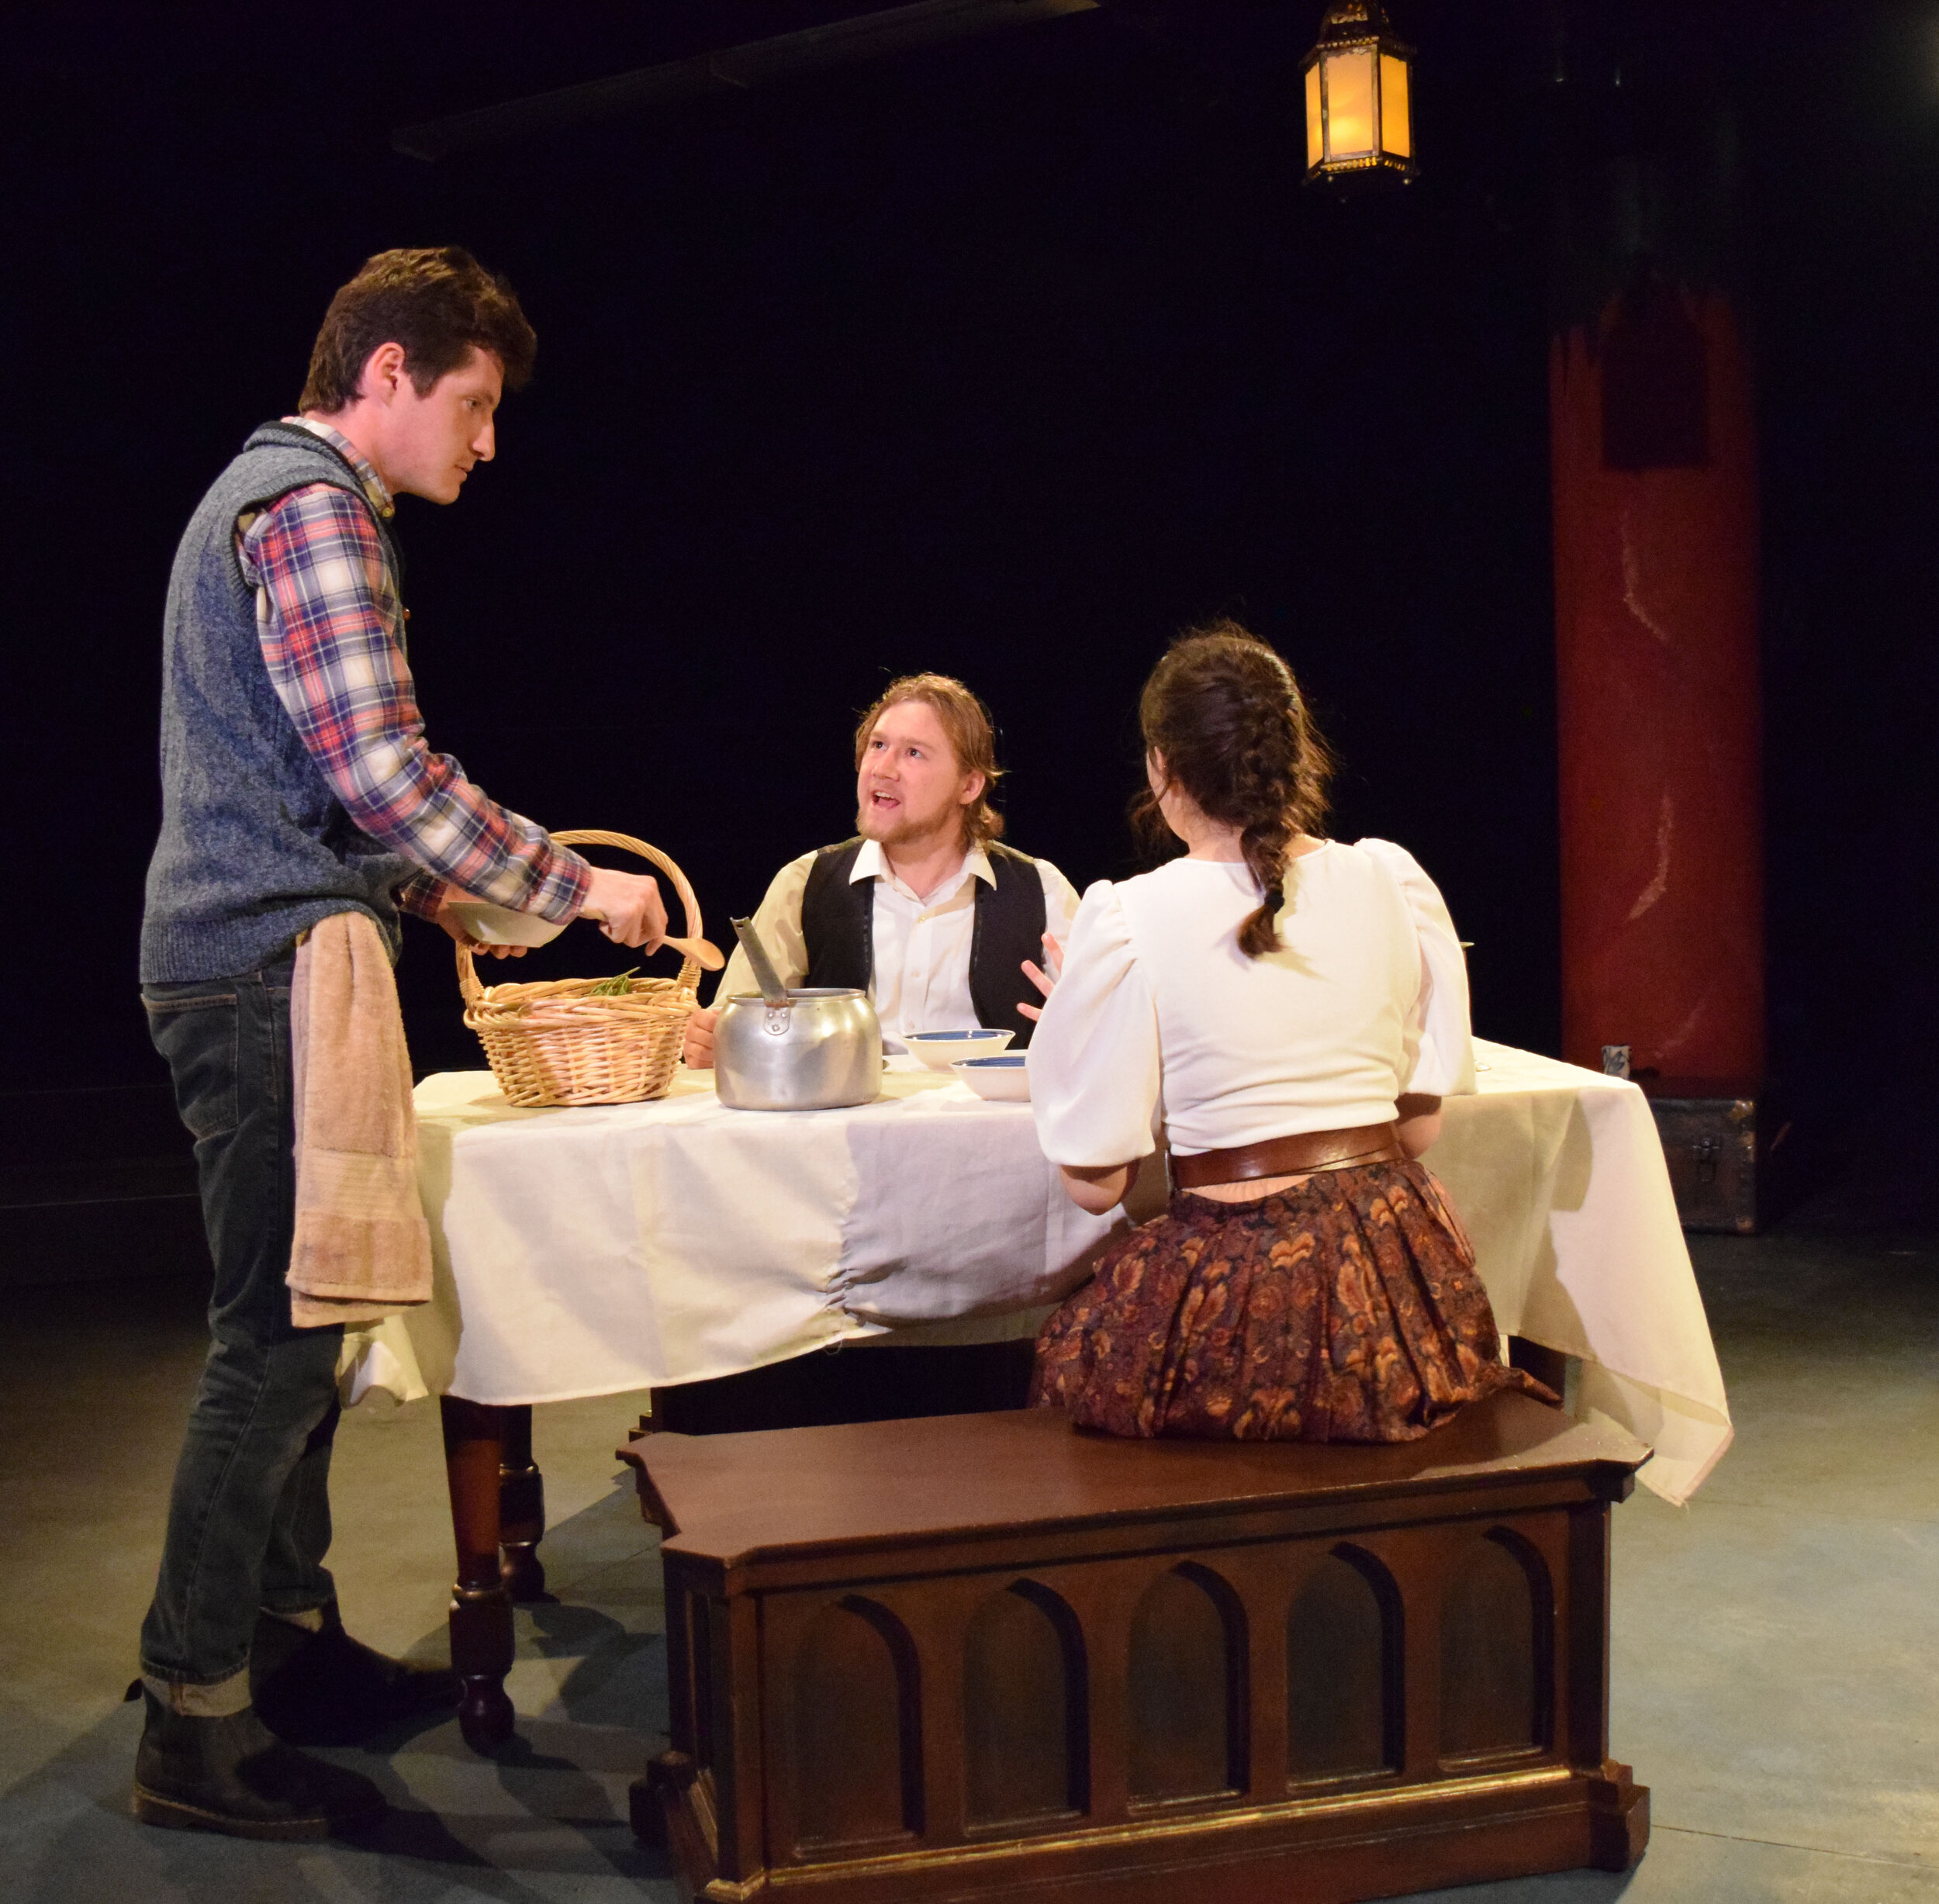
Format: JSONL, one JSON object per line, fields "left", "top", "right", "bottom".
{"left": 1550, "top": 289, "right": 1763, "bottom": 1080}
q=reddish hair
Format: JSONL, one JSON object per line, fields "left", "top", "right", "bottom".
{"left": 854, "top": 674, "right": 1007, "bottom": 845}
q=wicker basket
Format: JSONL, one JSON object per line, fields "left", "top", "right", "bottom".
{"left": 459, "top": 830, "right": 703, "bottom": 1107}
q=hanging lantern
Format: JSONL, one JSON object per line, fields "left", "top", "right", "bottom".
{"left": 1302, "top": 1, "right": 1417, "bottom": 185}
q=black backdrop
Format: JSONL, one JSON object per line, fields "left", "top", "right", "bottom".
{"left": 2, "top": 1, "right": 1933, "bottom": 1150}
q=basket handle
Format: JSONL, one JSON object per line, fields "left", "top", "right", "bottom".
{"left": 456, "top": 829, "right": 704, "bottom": 1006}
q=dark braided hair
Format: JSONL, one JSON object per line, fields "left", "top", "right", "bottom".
{"left": 1132, "top": 621, "right": 1334, "bottom": 958}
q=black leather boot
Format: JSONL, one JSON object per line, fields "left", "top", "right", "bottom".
{"left": 132, "top": 1688, "right": 387, "bottom": 1840}
{"left": 251, "top": 1605, "right": 459, "bottom": 1746}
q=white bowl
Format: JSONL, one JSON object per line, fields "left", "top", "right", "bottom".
{"left": 445, "top": 901, "right": 566, "bottom": 949}
{"left": 952, "top": 1053, "right": 1030, "bottom": 1102}
{"left": 906, "top": 1028, "right": 1015, "bottom": 1071}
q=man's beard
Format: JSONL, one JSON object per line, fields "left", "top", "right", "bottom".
{"left": 856, "top": 800, "right": 959, "bottom": 853}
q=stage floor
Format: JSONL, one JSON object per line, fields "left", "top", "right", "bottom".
{"left": 0, "top": 1224, "right": 1932, "bottom": 1902}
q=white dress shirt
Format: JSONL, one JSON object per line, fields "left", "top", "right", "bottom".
{"left": 712, "top": 839, "right": 1082, "bottom": 1051}
{"left": 1025, "top": 838, "right": 1474, "bottom": 1166}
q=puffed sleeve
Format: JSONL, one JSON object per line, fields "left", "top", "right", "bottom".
{"left": 1025, "top": 880, "right": 1162, "bottom": 1166}
{"left": 1356, "top": 839, "right": 1476, "bottom": 1097}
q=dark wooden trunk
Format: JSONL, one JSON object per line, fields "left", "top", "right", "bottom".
{"left": 1642, "top": 1081, "right": 1760, "bottom": 1234}
{"left": 620, "top": 1391, "right": 1650, "bottom": 1903}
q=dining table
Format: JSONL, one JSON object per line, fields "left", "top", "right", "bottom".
{"left": 341, "top": 1037, "right": 1731, "bottom": 1748}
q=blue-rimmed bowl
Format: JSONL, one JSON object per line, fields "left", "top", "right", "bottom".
{"left": 907, "top": 1028, "right": 1015, "bottom": 1071}
{"left": 951, "top": 1053, "right": 1030, "bottom": 1102}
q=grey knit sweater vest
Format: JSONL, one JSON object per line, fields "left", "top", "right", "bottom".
{"left": 140, "top": 423, "right": 416, "bottom": 983}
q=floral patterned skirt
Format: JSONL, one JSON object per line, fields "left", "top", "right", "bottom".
{"left": 1031, "top": 1159, "right": 1551, "bottom": 1442}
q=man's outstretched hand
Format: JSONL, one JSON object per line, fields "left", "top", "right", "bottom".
{"left": 581, "top": 868, "right": 669, "bottom": 952}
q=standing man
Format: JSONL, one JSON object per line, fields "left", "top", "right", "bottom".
{"left": 136, "top": 247, "right": 665, "bottom": 1839}
{"left": 685, "top": 674, "right": 1079, "bottom": 1064}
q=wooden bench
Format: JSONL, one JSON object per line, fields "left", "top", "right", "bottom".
{"left": 618, "top": 1389, "right": 1650, "bottom": 1904}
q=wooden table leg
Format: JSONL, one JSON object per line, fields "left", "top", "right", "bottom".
{"left": 497, "top": 1404, "right": 551, "bottom": 1602}
{"left": 441, "top": 1395, "right": 517, "bottom": 1750}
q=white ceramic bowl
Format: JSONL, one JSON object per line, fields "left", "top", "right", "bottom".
{"left": 906, "top": 1028, "right": 1015, "bottom": 1071}
{"left": 952, "top": 1053, "right": 1030, "bottom": 1102}
{"left": 445, "top": 900, "right": 567, "bottom": 949}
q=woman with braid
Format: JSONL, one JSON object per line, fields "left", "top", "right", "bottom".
{"left": 1024, "top": 624, "right": 1547, "bottom": 1440}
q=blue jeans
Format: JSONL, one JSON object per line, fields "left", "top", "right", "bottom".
{"left": 140, "top": 958, "right": 344, "bottom": 1689}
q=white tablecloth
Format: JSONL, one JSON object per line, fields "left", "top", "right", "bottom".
{"left": 343, "top": 1038, "right": 1730, "bottom": 1505}
{"left": 346, "top": 1063, "right": 1118, "bottom": 1405}
{"left": 1429, "top": 1041, "right": 1732, "bottom": 1503}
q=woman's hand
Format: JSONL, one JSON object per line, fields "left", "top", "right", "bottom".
{"left": 1018, "top": 932, "right": 1066, "bottom": 1023}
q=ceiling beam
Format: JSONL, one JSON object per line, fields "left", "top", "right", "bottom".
{"left": 392, "top": 0, "right": 1104, "bottom": 162}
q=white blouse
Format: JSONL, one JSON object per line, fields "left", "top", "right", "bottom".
{"left": 1025, "top": 839, "right": 1474, "bottom": 1166}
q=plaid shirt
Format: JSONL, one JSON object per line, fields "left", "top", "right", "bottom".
{"left": 240, "top": 419, "right": 589, "bottom": 923}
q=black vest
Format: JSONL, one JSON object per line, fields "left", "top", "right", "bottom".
{"left": 800, "top": 838, "right": 1049, "bottom": 1045}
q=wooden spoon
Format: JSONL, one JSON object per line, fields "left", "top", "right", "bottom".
{"left": 579, "top": 904, "right": 724, "bottom": 969}
{"left": 662, "top": 934, "right": 725, "bottom": 971}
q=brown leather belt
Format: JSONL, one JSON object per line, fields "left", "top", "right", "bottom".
{"left": 1171, "top": 1122, "right": 1405, "bottom": 1190}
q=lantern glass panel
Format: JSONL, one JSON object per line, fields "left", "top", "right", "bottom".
{"left": 1378, "top": 52, "right": 1411, "bottom": 157}
{"left": 1322, "top": 47, "right": 1376, "bottom": 158}
{"left": 1305, "top": 63, "right": 1324, "bottom": 169}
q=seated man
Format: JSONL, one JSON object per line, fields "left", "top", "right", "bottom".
{"left": 685, "top": 674, "right": 1078, "bottom": 1065}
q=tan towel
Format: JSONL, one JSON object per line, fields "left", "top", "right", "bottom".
{"left": 285, "top": 910, "right": 433, "bottom": 1329}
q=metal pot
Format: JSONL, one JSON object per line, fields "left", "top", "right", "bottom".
{"left": 713, "top": 988, "right": 883, "bottom": 1111}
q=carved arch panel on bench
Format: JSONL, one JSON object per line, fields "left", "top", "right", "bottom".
{"left": 1285, "top": 1543, "right": 1404, "bottom": 1785}
{"left": 1127, "top": 1562, "right": 1248, "bottom": 1806}
{"left": 1439, "top": 1527, "right": 1555, "bottom": 1764}
{"left": 788, "top": 1595, "right": 924, "bottom": 1854}
{"left": 963, "top": 1579, "right": 1089, "bottom": 1830}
